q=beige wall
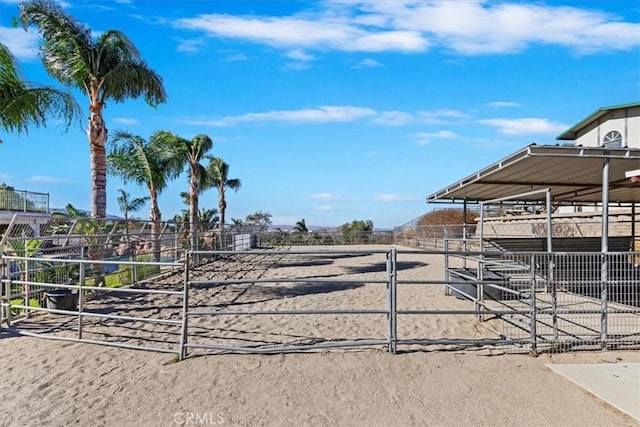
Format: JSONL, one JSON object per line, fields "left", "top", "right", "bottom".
{"left": 575, "top": 106, "right": 640, "bottom": 148}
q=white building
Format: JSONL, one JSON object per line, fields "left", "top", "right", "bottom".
{"left": 556, "top": 102, "right": 640, "bottom": 148}
{"left": 556, "top": 102, "right": 639, "bottom": 214}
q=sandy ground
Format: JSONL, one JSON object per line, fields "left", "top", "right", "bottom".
{"left": 1, "top": 245, "right": 639, "bottom": 426}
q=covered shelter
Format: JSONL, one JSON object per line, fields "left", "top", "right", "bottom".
{"left": 426, "top": 144, "right": 640, "bottom": 252}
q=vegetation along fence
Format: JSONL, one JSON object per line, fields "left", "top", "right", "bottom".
{"left": 2, "top": 247, "right": 638, "bottom": 357}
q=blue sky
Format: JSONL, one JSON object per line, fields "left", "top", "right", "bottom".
{"left": 0, "top": 0, "right": 638, "bottom": 229}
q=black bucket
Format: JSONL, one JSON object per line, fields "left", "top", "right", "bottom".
{"left": 45, "top": 290, "right": 78, "bottom": 311}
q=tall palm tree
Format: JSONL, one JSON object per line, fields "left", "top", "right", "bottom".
{"left": 20, "top": 0, "right": 166, "bottom": 218}
{"left": 108, "top": 130, "right": 183, "bottom": 260}
{"left": 0, "top": 42, "right": 80, "bottom": 136}
{"left": 168, "top": 134, "right": 214, "bottom": 250}
{"left": 203, "top": 156, "right": 241, "bottom": 231}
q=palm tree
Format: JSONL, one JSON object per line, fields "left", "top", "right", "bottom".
{"left": 293, "top": 219, "right": 308, "bottom": 234}
{"left": 173, "top": 192, "right": 219, "bottom": 231}
{"left": 168, "top": 134, "right": 214, "bottom": 250}
{"left": 108, "top": 130, "right": 183, "bottom": 260}
{"left": 20, "top": 0, "right": 166, "bottom": 218}
{"left": 116, "top": 188, "right": 149, "bottom": 223}
{"left": 116, "top": 188, "right": 148, "bottom": 241}
{"left": 0, "top": 42, "right": 80, "bottom": 136}
{"left": 116, "top": 188, "right": 148, "bottom": 278}
{"left": 197, "top": 208, "right": 219, "bottom": 231}
{"left": 231, "top": 218, "right": 244, "bottom": 227}
{"left": 203, "top": 156, "right": 241, "bottom": 231}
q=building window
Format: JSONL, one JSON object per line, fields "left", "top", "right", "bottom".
{"left": 602, "top": 130, "right": 623, "bottom": 148}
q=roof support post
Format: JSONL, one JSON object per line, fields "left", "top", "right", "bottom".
{"left": 632, "top": 203, "right": 636, "bottom": 251}
{"left": 462, "top": 199, "right": 468, "bottom": 240}
{"left": 479, "top": 202, "right": 485, "bottom": 253}
{"left": 545, "top": 190, "right": 552, "bottom": 252}
{"left": 601, "top": 156, "right": 610, "bottom": 349}
{"left": 601, "top": 157, "right": 610, "bottom": 252}
{"left": 463, "top": 199, "right": 468, "bottom": 268}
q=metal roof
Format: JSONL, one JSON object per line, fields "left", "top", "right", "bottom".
{"left": 556, "top": 101, "right": 640, "bottom": 140}
{"left": 426, "top": 144, "right": 640, "bottom": 205}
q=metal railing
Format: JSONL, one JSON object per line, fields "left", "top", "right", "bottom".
{"left": 0, "top": 188, "right": 49, "bottom": 213}
{"left": 1, "top": 248, "right": 638, "bottom": 357}
{"left": 1, "top": 256, "right": 184, "bottom": 354}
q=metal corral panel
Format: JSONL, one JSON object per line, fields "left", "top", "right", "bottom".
{"left": 233, "top": 234, "right": 257, "bottom": 250}
{"left": 426, "top": 145, "right": 640, "bottom": 204}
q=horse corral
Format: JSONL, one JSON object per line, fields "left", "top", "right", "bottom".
{"left": 2, "top": 241, "right": 639, "bottom": 356}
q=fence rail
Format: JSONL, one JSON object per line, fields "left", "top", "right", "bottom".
{"left": 1, "top": 248, "right": 639, "bottom": 357}
{"left": 0, "top": 188, "right": 49, "bottom": 213}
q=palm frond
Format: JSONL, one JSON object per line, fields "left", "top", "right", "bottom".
{"left": 0, "top": 42, "right": 81, "bottom": 134}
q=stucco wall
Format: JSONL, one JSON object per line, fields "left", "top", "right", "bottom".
{"left": 575, "top": 106, "right": 640, "bottom": 148}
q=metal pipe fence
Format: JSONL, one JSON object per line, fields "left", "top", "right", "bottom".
{"left": 1, "top": 255, "right": 184, "bottom": 354}
{"left": 1, "top": 248, "right": 638, "bottom": 358}
{"left": 0, "top": 188, "right": 49, "bottom": 213}
{"left": 395, "top": 215, "right": 637, "bottom": 249}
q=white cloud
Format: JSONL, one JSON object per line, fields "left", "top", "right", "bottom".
{"left": 179, "top": 105, "right": 476, "bottom": 128}
{"left": 312, "top": 193, "right": 341, "bottom": 201}
{"left": 347, "top": 30, "right": 427, "bottom": 52}
{"left": 285, "top": 48, "right": 314, "bottom": 62}
{"left": 412, "top": 130, "right": 459, "bottom": 145}
{"left": 372, "top": 111, "right": 414, "bottom": 126}
{"left": 174, "top": 13, "right": 428, "bottom": 53}
{"left": 375, "top": 194, "right": 421, "bottom": 203}
{"left": 480, "top": 118, "right": 568, "bottom": 136}
{"left": 218, "top": 49, "right": 249, "bottom": 62}
{"left": 172, "top": 2, "right": 638, "bottom": 57}
{"left": 314, "top": 204, "right": 333, "bottom": 211}
{"left": 182, "top": 105, "right": 377, "bottom": 126}
{"left": 487, "top": 101, "right": 521, "bottom": 108}
{"left": 176, "top": 38, "right": 205, "bottom": 54}
{"left": 29, "top": 175, "right": 75, "bottom": 184}
{"left": 349, "top": 1, "right": 640, "bottom": 55}
{"left": 113, "top": 117, "right": 139, "bottom": 125}
{"left": 418, "top": 109, "right": 472, "bottom": 125}
{"left": 352, "top": 58, "right": 382, "bottom": 68}
{"left": 0, "top": 26, "right": 40, "bottom": 60}
{"left": 312, "top": 193, "right": 334, "bottom": 201}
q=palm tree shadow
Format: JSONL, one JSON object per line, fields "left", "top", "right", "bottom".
{"left": 208, "top": 281, "right": 366, "bottom": 307}
{"left": 258, "top": 281, "right": 364, "bottom": 298}
{"left": 271, "top": 259, "right": 335, "bottom": 268}
{"left": 344, "top": 261, "right": 429, "bottom": 274}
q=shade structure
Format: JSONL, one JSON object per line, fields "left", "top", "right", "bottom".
{"left": 426, "top": 144, "right": 640, "bottom": 205}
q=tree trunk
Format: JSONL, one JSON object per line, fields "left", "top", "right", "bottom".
{"left": 218, "top": 192, "right": 226, "bottom": 232}
{"left": 189, "top": 167, "right": 199, "bottom": 253}
{"left": 150, "top": 193, "right": 162, "bottom": 263}
{"left": 87, "top": 101, "right": 107, "bottom": 218}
